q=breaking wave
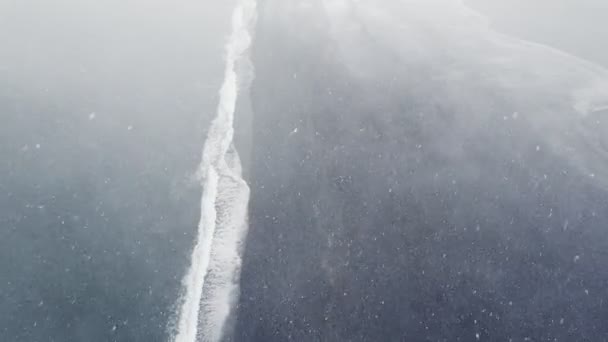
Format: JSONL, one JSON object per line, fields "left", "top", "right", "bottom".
{"left": 172, "top": 1, "right": 257, "bottom": 341}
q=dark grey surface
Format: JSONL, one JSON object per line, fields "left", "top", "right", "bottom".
{"left": 2, "top": 0, "right": 608, "bottom": 341}
{"left": 233, "top": 1, "right": 608, "bottom": 341}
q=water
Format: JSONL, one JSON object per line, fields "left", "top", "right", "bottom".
{"left": 172, "top": 1, "right": 257, "bottom": 341}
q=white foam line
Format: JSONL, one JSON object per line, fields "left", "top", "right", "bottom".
{"left": 172, "top": 1, "right": 257, "bottom": 341}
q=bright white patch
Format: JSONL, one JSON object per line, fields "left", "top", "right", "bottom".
{"left": 172, "top": 1, "right": 257, "bottom": 342}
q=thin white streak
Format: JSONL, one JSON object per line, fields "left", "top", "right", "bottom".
{"left": 173, "top": 1, "right": 257, "bottom": 341}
